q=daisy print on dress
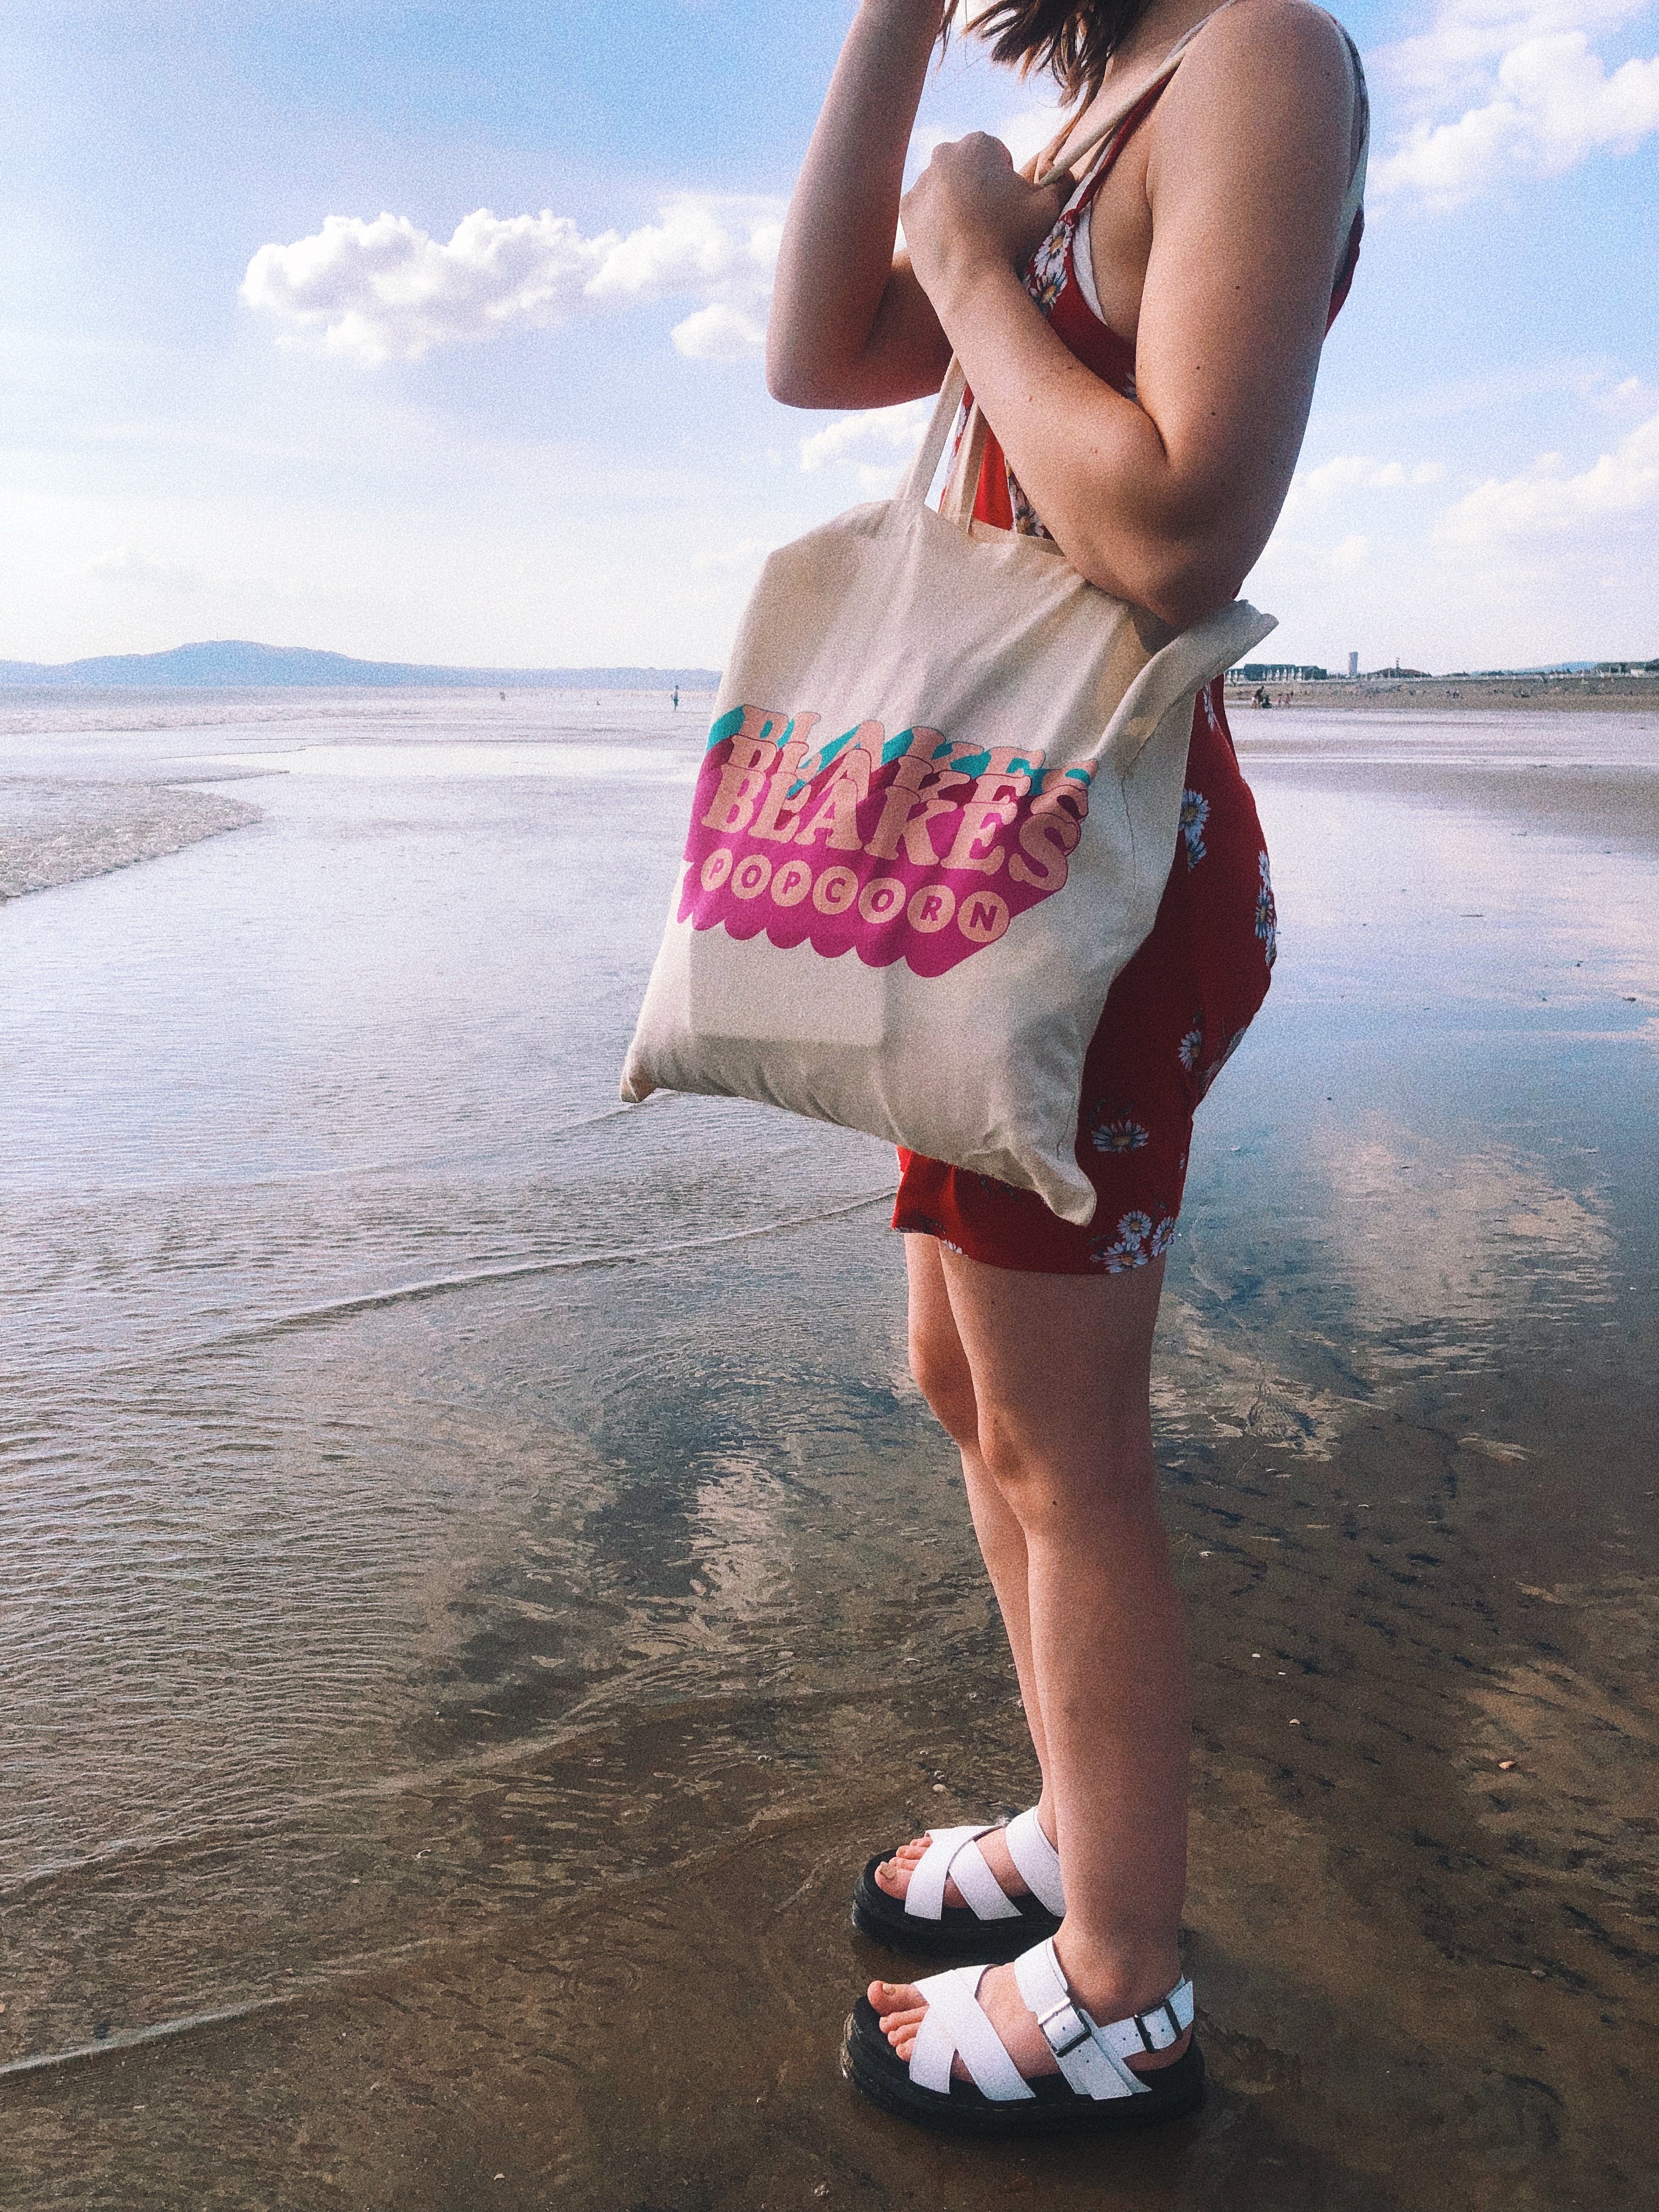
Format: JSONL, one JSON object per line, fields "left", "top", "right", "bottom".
{"left": 1024, "top": 215, "right": 1074, "bottom": 316}
{"left": 1091, "top": 1110, "right": 1150, "bottom": 1155}
{"left": 1180, "top": 789, "right": 1210, "bottom": 869}
{"left": 1090, "top": 1208, "right": 1176, "bottom": 1272}
{"left": 1007, "top": 470, "right": 1054, "bottom": 540}
{"left": 1178, "top": 1018, "right": 1204, "bottom": 1074}
{"left": 1255, "top": 850, "right": 1278, "bottom": 969}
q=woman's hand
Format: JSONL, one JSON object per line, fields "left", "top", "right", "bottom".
{"left": 901, "top": 137, "right": 1066, "bottom": 312}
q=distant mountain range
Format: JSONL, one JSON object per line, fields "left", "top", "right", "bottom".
{"left": 0, "top": 640, "right": 723, "bottom": 691}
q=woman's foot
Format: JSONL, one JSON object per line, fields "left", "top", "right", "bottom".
{"left": 872, "top": 1812, "right": 1048, "bottom": 1911}
{"left": 867, "top": 1956, "right": 1192, "bottom": 2084}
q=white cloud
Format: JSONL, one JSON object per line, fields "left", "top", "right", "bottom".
{"left": 1329, "top": 532, "right": 1371, "bottom": 572}
{"left": 1281, "top": 453, "right": 1446, "bottom": 512}
{"left": 1436, "top": 406, "right": 1659, "bottom": 541}
{"left": 1374, "top": 32, "right": 1659, "bottom": 198}
{"left": 1595, "top": 370, "right": 1659, "bottom": 412}
{"left": 798, "top": 399, "right": 933, "bottom": 474}
{"left": 241, "top": 196, "right": 783, "bottom": 365}
{"left": 1369, "top": 0, "right": 1659, "bottom": 204}
{"left": 672, "top": 303, "right": 769, "bottom": 360}
{"left": 1371, "top": 0, "right": 1648, "bottom": 104}
{"left": 87, "top": 545, "right": 202, "bottom": 590}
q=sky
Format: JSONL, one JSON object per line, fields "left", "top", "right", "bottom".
{"left": 1, "top": 0, "right": 1656, "bottom": 675}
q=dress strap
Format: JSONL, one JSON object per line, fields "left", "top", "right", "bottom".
{"left": 1331, "top": 22, "right": 1370, "bottom": 249}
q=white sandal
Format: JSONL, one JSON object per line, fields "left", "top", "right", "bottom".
{"left": 842, "top": 1936, "right": 1203, "bottom": 2137}
{"left": 850, "top": 1808, "right": 1066, "bottom": 1960}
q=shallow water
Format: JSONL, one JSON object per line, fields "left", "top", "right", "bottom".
{"left": 1, "top": 695, "right": 1654, "bottom": 2209}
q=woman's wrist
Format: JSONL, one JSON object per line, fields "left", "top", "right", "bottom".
{"left": 922, "top": 253, "right": 1040, "bottom": 380}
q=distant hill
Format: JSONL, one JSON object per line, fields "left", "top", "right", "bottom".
{"left": 0, "top": 640, "right": 723, "bottom": 691}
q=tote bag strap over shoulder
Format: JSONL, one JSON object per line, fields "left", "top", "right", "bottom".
{"left": 1033, "top": 0, "right": 1242, "bottom": 193}
{"left": 902, "top": 0, "right": 1239, "bottom": 528}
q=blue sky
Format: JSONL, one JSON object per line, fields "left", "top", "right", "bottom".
{"left": 2, "top": 0, "right": 1655, "bottom": 672}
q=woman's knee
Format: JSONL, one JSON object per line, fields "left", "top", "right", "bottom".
{"left": 975, "top": 1404, "right": 1159, "bottom": 1529}
{"left": 973, "top": 1409, "right": 1047, "bottom": 1503}
{"left": 908, "top": 1322, "right": 979, "bottom": 1448}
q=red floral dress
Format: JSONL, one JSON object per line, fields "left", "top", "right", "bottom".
{"left": 892, "top": 74, "right": 1362, "bottom": 1274}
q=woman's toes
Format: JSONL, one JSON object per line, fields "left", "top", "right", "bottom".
{"left": 866, "top": 1981, "right": 929, "bottom": 2063}
{"left": 873, "top": 1836, "right": 928, "bottom": 1898}
{"left": 867, "top": 1979, "right": 924, "bottom": 2017}
{"left": 872, "top": 1827, "right": 1032, "bottom": 1914}
{"left": 881, "top": 2007, "right": 927, "bottom": 2055}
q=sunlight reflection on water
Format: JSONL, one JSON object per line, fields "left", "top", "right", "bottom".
{"left": 2, "top": 694, "right": 1654, "bottom": 2207}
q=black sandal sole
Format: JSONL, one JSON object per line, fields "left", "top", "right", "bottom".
{"left": 850, "top": 1849, "right": 1064, "bottom": 1962}
{"left": 841, "top": 1995, "right": 1205, "bottom": 2138}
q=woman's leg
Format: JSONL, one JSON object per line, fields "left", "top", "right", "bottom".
{"left": 874, "top": 1236, "right": 1056, "bottom": 1906}
{"left": 872, "top": 1245, "right": 1192, "bottom": 2076}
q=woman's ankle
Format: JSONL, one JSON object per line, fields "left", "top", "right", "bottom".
{"left": 1050, "top": 1926, "right": 1184, "bottom": 2027}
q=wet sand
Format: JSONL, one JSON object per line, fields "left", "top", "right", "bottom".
{"left": 1228, "top": 674, "right": 1659, "bottom": 713}
{"left": 1, "top": 701, "right": 1655, "bottom": 2211}
{"left": 0, "top": 775, "right": 261, "bottom": 900}
{"left": 1233, "top": 706, "right": 1659, "bottom": 856}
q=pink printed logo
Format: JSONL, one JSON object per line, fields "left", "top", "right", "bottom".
{"left": 679, "top": 704, "right": 1092, "bottom": 977}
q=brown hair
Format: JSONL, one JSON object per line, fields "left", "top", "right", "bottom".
{"left": 943, "top": 1, "right": 1156, "bottom": 98}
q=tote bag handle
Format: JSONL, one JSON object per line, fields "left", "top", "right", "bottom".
{"left": 900, "top": 3, "right": 1234, "bottom": 521}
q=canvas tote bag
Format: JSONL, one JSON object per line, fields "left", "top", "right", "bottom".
{"left": 621, "top": 45, "right": 1275, "bottom": 1226}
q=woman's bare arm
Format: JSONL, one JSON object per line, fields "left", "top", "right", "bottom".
{"left": 901, "top": 0, "right": 1356, "bottom": 627}
{"left": 768, "top": 0, "right": 1012, "bottom": 411}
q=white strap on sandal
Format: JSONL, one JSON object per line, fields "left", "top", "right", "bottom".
{"left": 907, "top": 1940, "right": 1194, "bottom": 2104}
{"left": 1002, "top": 1807, "right": 1066, "bottom": 1917}
{"left": 909, "top": 1966, "right": 1035, "bottom": 2099}
{"left": 1014, "top": 1940, "right": 1193, "bottom": 2100}
{"left": 904, "top": 1824, "right": 1023, "bottom": 1923}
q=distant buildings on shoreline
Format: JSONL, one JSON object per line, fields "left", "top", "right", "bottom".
{"left": 1224, "top": 658, "right": 1659, "bottom": 710}
{"left": 1231, "top": 657, "right": 1658, "bottom": 684}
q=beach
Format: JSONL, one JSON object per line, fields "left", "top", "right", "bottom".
{"left": 1226, "top": 673, "right": 1659, "bottom": 714}
{"left": 0, "top": 777, "right": 261, "bottom": 901}
{"left": 1, "top": 691, "right": 1654, "bottom": 2211}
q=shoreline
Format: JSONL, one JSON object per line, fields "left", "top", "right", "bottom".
{"left": 1225, "top": 673, "right": 1659, "bottom": 713}
{"left": 0, "top": 776, "right": 262, "bottom": 902}
{"left": 3, "top": 689, "right": 1653, "bottom": 2208}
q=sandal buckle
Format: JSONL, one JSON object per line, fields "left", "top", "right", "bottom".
{"left": 1034, "top": 1996, "right": 1092, "bottom": 2059}
{"left": 1133, "top": 1996, "right": 1186, "bottom": 2052}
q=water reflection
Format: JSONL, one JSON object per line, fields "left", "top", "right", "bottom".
{"left": 1, "top": 696, "right": 1654, "bottom": 2208}
{"left": 1298, "top": 1118, "right": 1618, "bottom": 1383}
